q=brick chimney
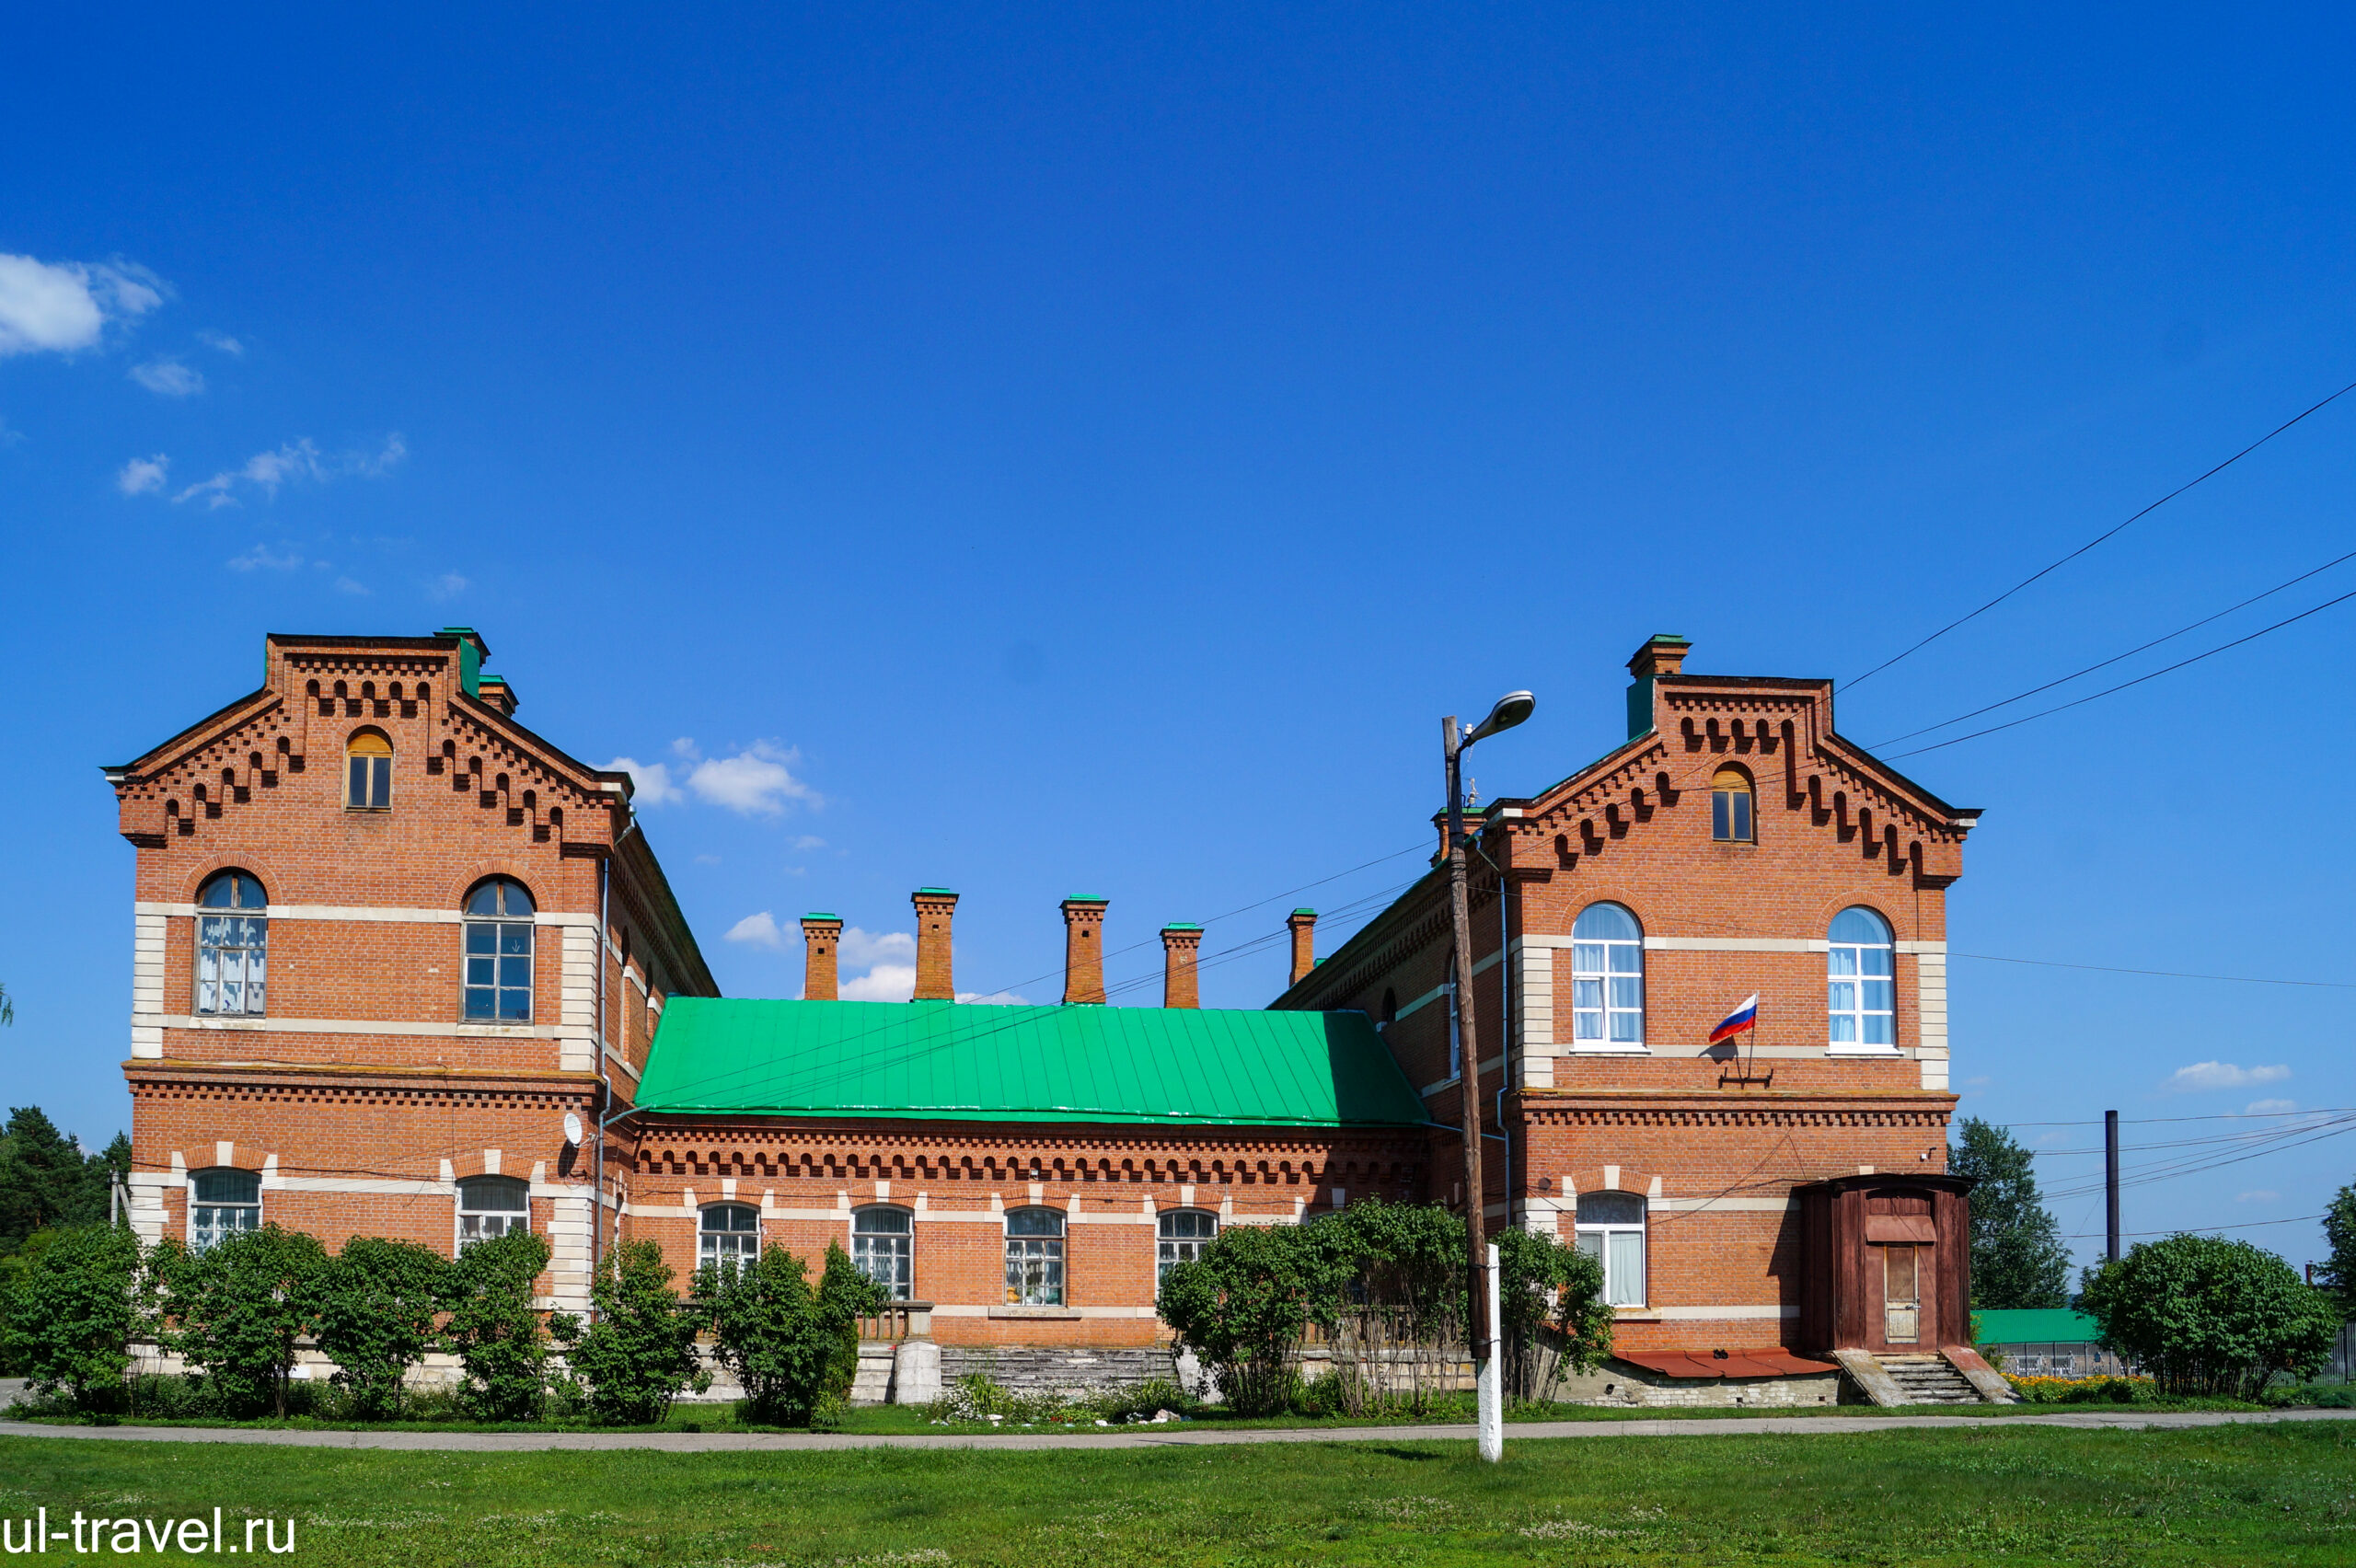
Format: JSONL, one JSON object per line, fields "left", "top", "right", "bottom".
{"left": 1061, "top": 897, "right": 1109, "bottom": 1005}
{"left": 474, "top": 674, "right": 519, "bottom": 716}
{"left": 911, "top": 888, "right": 958, "bottom": 1001}
{"left": 1161, "top": 924, "right": 1202, "bottom": 1009}
{"left": 1624, "top": 633, "right": 1692, "bottom": 739}
{"left": 801, "top": 914, "right": 843, "bottom": 1001}
{"left": 1288, "top": 908, "right": 1317, "bottom": 986}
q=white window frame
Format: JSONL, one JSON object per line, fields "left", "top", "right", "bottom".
{"left": 1827, "top": 906, "right": 1899, "bottom": 1055}
{"left": 1711, "top": 770, "right": 1754, "bottom": 843}
{"left": 1570, "top": 903, "right": 1646, "bottom": 1053}
{"left": 344, "top": 733, "right": 393, "bottom": 811}
{"left": 1156, "top": 1208, "right": 1218, "bottom": 1285}
{"left": 1573, "top": 1191, "right": 1646, "bottom": 1309}
{"left": 850, "top": 1205, "right": 914, "bottom": 1298}
{"left": 188, "top": 1167, "right": 260, "bottom": 1253}
{"left": 456, "top": 1174, "right": 531, "bottom": 1251}
{"left": 195, "top": 871, "right": 268, "bottom": 1018}
{"left": 700, "top": 1202, "right": 761, "bottom": 1267}
{"left": 1004, "top": 1207, "right": 1066, "bottom": 1306}
{"left": 462, "top": 878, "right": 536, "bottom": 1022}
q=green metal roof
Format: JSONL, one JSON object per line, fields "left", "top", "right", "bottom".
{"left": 635, "top": 997, "right": 1427, "bottom": 1128}
{"left": 1976, "top": 1309, "right": 2101, "bottom": 1344}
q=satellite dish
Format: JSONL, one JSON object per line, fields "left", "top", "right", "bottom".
{"left": 562, "top": 1112, "right": 583, "bottom": 1147}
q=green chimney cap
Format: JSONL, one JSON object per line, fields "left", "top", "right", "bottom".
{"left": 1290, "top": 908, "right": 1317, "bottom": 918}
{"left": 803, "top": 912, "right": 841, "bottom": 922}
{"left": 1063, "top": 894, "right": 1109, "bottom": 905}
{"left": 1161, "top": 922, "right": 1202, "bottom": 931}
{"left": 915, "top": 887, "right": 956, "bottom": 896}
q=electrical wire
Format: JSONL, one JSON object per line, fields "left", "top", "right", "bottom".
{"left": 1881, "top": 583, "right": 2356, "bottom": 760}
{"left": 1869, "top": 547, "right": 2356, "bottom": 748}
{"left": 1952, "top": 952, "right": 2356, "bottom": 989}
{"left": 1845, "top": 375, "right": 2356, "bottom": 690}
{"left": 2063, "top": 1212, "right": 2324, "bottom": 1239}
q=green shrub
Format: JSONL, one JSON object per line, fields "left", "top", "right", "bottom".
{"left": 0, "top": 1226, "right": 143, "bottom": 1411}
{"left": 440, "top": 1229, "right": 554, "bottom": 1421}
{"left": 308, "top": 1236, "right": 447, "bottom": 1418}
{"left": 1158, "top": 1221, "right": 1334, "bottom": 1415}
{"left": 697, "top": 1239, "right": 884, "bottom": 1425}
{"left": 2079, "top": 1234, "right": 2342, "bottom": 1401}
{"left": 557, "top": 1239, "right": 706, "bottom": 1424}
{"left": 1496, "top": 1223, "right": 1612, "bottom": 1399}
{"left": 152, "top": 1225, "right": 329, "bottom": 1418}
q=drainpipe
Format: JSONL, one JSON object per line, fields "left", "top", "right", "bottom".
{"left": 590, "top": 813, "right": 641, "bottom": 1322}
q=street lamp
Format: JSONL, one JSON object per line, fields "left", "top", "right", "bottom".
{"left": 1443, "top": 689, "right": 1532, "bottom": 1464}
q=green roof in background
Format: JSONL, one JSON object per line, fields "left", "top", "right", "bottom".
{"left": 1975, "top": 1308, "right": 2102, "bottom": 1344}
{"left": 634, "top": 998, "right": 1428, "bottom": 1128}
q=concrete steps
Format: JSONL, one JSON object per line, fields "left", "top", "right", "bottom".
{"left": 1877, "top": 1355, "right": 1983, "bottom": 1404}
{"left": 1832, "top": 1347, "right": 2013, "bottom": 1407}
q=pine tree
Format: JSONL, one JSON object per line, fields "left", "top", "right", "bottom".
{"left": 1951, "top": 1116, "right": 2073, "bottom": 1309}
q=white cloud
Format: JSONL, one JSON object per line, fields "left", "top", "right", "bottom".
{"left": 226, "top": 544, "right": 302, "bottom": 572}
{"left": 333, "top": 576, "right": 370, "bottom": 595}
{"left": 601, "top": 756, "right": 684, "bottom": 806}
{"left": 170, "top": 432, "right": 406, "bottom": 509}
{"left": 2244, "top": 1098, "right": 2298, "bottom": 1116}
{"left": 2235, "top": 1190, "right": 2280, "bottom": 1204}
{"left": 0, "top": 254, "right": 164, "bottom": 356}
{"left": 724, "top": 911, "right": 786, "bottom": 950}
{"left": 116, "top": 454, "right": 168, "bottom": 495}
{"left": 198, "top": 330, "right": 243, "bottom": 355}
{"left": 130, "top": 357, "right": 202, "bottom": 397}
{"left": 792, "top": 836, "right": 827, "bottom": 851}
{"left": 2164, "top": 1062, "right": 2290, "bottom": 1092}
{"left": 840, "top": 963, "right": 917, "bottom": 1003}
{"left": 956, "top": 989, "right": 1032, "bottom": 1006}
{"left": 428, "top": 571, "right": 468, "bottom": 601}
{"left": 841, "top": 928, "right": 916, "bottom": 970}
{"left": 0, "top": 416, "right": 22, "bottom": 448}
{"left": 684, "top": 741, "right": 818, "bottom": 815}
{"left": 693, "top": 854, "right": 722, "bottom": 866}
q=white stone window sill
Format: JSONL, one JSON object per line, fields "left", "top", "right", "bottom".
{"left": 990, "top": 1306, "right": 1080, "bottom": 1320}
{"left": 1825, "top": 1045, "right": 1905, "bottom": 1057}
{"left": 1570, "top": 1044, "right": 1652, "bottom": 1055}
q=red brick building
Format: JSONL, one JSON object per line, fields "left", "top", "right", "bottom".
{"left": 105, "top": 628, "right": 1992, "bottom": 1402}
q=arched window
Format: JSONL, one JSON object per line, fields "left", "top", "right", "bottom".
{"left": 1573, "top": 1190, "right": 1646, "bottom": 1308}
{"left": 1571, "top": 903, "right": 1645, "bottom": 1049}
{"left": 189, "top": 1168, "right": 260, "bottom": 1252}
{"left": 701, "top": 1203, "right": 760, "bottom": 1266}
{"left": 456, "top": 1174, "right": 530, "bottom": 1249}
{"left": 196, "top": 870, "right": 268, "bottom": 1017}
{"left": 345, "top": 729, "right": 393, "bottom": 811}
{"left": 1004, "top": 1207, "right": 1066, "bottom": 1306}
{"left": 463, "top": 878, "right": 536, "bottom": 1021}
{"left": 1711, "top": 767, "right": 1753, "bottom": 842}
{"left": 1157, "top": 1209, "right": 1217, "bottom": 1284}
{"left": 1828, "top": 906, "right": 1896, "bottom": 1051}
{"left": 851, "top": 1205, "right": 913, "bottom": 1297}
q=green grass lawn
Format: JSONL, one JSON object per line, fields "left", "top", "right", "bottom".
{"left": 4, "top": 1422, "right": 2352, "bottom": 1565}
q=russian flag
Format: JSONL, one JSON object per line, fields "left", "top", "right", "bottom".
{"left": 1707, "top": 995, "right": 1760, "bottom": 1043}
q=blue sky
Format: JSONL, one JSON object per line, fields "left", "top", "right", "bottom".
{"left": 4, "top": 5, "right": 2350, "bottom": 1268}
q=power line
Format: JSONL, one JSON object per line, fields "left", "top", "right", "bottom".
{"left": 2063, "top": 1212, "right": 2324, "bottom": 1239}
{"left": 1869, "top": 547, "right": 2356, "bottom": 748}
{"left": 1881, "top": 583, "right": 2356, "bottom": 759}
{"left": 1996, "top": 1108, "right": 2356, "bottom": 1127}
{"left": 1845, "top": 375, "right": 2356, "bottom": 691}
{"left": 1953, "top": 951, "right": 2356, "bottom": 989}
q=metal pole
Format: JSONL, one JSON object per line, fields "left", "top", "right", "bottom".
{"left": 1444, "top": 714, "right": 1496, "bottom": 1458}
{"left": 2104, "top": 1109, "right": 2120, "bottom": 1263}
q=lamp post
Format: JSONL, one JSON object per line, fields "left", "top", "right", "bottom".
{"left": 1444, "top": 688, "right": 1533, "bottom": 1464}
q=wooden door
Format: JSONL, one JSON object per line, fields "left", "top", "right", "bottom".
{"left": 1882, "top": 1244, "right": 1922, "bottom": 1345}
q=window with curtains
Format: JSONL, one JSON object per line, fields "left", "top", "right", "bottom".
{"left": 345, "top": 729, "right": 393, "bottom": 810}
{"left": 1570, "top": 902, "right": 1645, "bottom": 1048}
{"left": 1573, "top": 1190, "right": 1646, "bottom": 1308}
{"left": 462, "top": 878, "right": 536, "bottom": 1020}
{"left": 189, "top": 1167, "right": 260, "bottom": 1252}
{"left": 1004, "top": 1207, "right": 1066, "bottom": 1305}
{"left": 456, "top": 1175, "right": 530, "bottom": 1250}
{"left": 701, "top": 1203, "right": 760, "bottom": 1266}
{"left": 852, "top": 1206, "right": 914, "bottom": 1297}
{"left": 1711, "top": 767, "right": 1754, "bottom": 842}
{"left": 195, "top": 870, "right": 268, "bottom": 1016}
{"left": 1828, "top": 905, "right": 1897, "bottom": 1050}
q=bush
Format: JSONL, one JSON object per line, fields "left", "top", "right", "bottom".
{"left": 1495, "top": 1224, "right": 1612, "bottom": 1399}
{"left": 697, "top": 1239, "right": 884, "bottom": 1425}
{"left": 2079, "top": 1234, "right": 2342, "bottom": 1401}
{"left": 1158, "top": 1221, "right": 1334, "bottom": 1415}
{"left": 558, "top": 1239, "right": 706, "bottom": 1424}
{"left": 440, "top": 1229, "right": 554, "bottom": 1421}
{"left": 0, "top": 1225, "right": 143, "bottom": 1411}
{"left": 152, "top": 1226, "right": 329, "bottom": 1418}
{"left": 308, "top": 1236, "right": 447, "bottom": 1419}
{"left": 2005, "top": 1374, "right": 2154, "bottom": 1405}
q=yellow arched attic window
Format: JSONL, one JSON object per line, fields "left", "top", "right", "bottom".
{"left": 1711, "top": 767, "right": 1753, "bottom": 842}
{"left": 346, "top": 730, "right": 393, "bottom": 811}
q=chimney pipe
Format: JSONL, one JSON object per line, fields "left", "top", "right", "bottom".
{"left": 801, "top": 914, "right": 843, "bottom": 1001}
{"left": 1061, "top": 897, "right": 1109, "bottom": 1005}
{"left": 1161, "top": 924, "right": 1202, "bottom": 1009}
{"left": 1624, "top": 633, "right": 1692, "bottom": 738}
{"left": 911, "top": 888, "right": 958, "bottom": 1001}
{"left": 1288, "top": 908, "right": 1317, "bottom": 986}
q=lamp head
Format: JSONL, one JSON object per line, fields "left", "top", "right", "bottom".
{"left": 1464, "top": 690, "right": 1535, "bottom": 746}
